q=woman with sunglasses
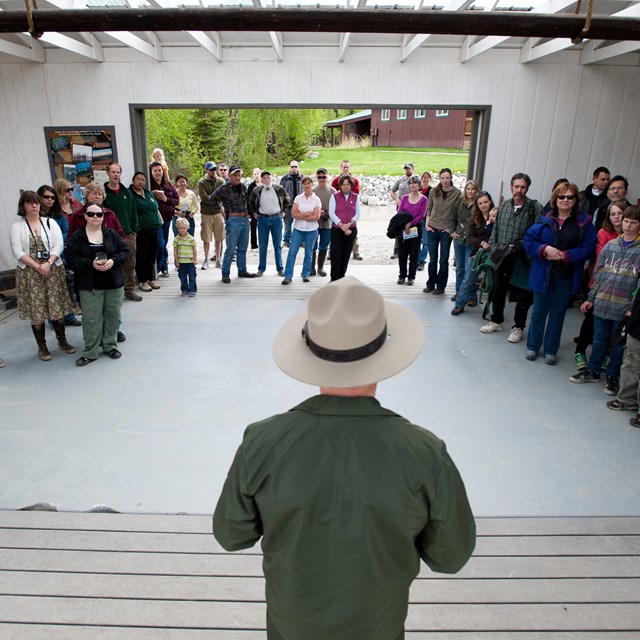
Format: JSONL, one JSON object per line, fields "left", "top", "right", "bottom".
{"left": 54, "top": 178, "right": 81, "bottom": 220}
{"left": 37, "top": 184, "right": 81, "bottom": 327}
{"left": 10, "top": 191, "right": 76, "bottom": 361}
{"left": 65, "top": 203, "right": 130, "bottom": 366}
{"left": 523, "top": 182, "right": 596, "bottom": 365}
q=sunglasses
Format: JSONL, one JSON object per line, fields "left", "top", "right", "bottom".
{"left": 85, "top": 211, "right": 104, "bottom": 218}
{"left": 557, "top": 195, "right": 576, "bottom": 201}
{"left": 41, "top": 195, "right": 55, "bottom": 200}
{"left": 317, "top": 175, "right": 327, "bottom": 179}
{"left": 290, "top": 165, "right": 299, "bottom": 169}
{"left": 65, "top": 188, "right": 73, "bottom": 192}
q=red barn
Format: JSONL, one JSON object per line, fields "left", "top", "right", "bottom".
{"left": 324, "top": 108, "right": 473, "bottom": 150}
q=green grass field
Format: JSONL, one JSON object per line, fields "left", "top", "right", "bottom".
{"left": 268, "top": 146, "right": 469, "bottom": 177}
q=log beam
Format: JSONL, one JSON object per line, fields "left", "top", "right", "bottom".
{"left": 2, "top": 8, "right": 640, "bottom": 42}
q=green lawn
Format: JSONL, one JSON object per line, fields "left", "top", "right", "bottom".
{"left": 268, "top": 146, "right": 469, "bottom": 177}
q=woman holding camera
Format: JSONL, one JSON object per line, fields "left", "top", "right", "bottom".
{"left": 10, "top": 191, "right": 76, "bottom": 361}
{"left": 65, "top": 203, "right": 130, "bottom": 367}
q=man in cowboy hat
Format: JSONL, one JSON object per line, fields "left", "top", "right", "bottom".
{"left": 213, "top": 277, "right": 475, "bottom": 640}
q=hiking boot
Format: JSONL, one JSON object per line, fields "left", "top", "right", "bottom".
{"left": 451, "top": 306, "right": 464, "bottom": 316}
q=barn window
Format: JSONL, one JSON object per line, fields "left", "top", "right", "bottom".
{"left": 415, "top": 109, "right": 426, "bottom": 119}
{"left": 397, "top": 109, "right": 407, "bottom": 120}
{"left": 381, "top": 109, "right": 391, "bottom": 121}
{"left": 435, "top": 110, "right": 450, "bottom": 118}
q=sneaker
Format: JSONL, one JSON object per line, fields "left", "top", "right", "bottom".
{"left": 570, "top": 369, "right": 601, "bottom": 383}
{"left": 277, "top": 270, "right": 284, "bottom": 277}
{"left": 481, "top": 321, "right": 504, "bottom": 334}
{"left": 139, "top": 282, "right": 152, "bottom": 292}
{"left": 353, "top": 252, "right": 363, "bottom": 260}
{"left": 450, "top": 294, "right": 457, "bottom": 301}
{"left": 255, "top": 271, "right": 264, "bottom": 278}
{"left": 407, "top": 279, "right": 414, "bottom": 286}
{"left": 188, "top": 292, "right": 196, "bottom": 297}
{"left": 282, "top": 278, "right": 292, "bottom": 285}
{"left": 390, "top": 253, "right": 397, "bottom": 259}
{"left": 432, "top": 289, "right": 444, "bottom": 296}
{"left": 215, "top": 259, "right": 222, "bottom": 269}
{"left": 423, "top": 287, "right": 434, "bottom": 294}
{"left": 159, "top": 270, "right": 170, "bottom": 278}
{"left": 605, "top": 376, "right": 619, "bottom": 396}
{"left": 601, "top": 355, "right": 610, "bottom": 372}
{"left": 397, "top": 277, "right": 406, "bottom": 285}
{"left": 302, "top": 276, "right": 310, "bottom": 282}
{"left": 629, "top": 414, "right": 640, "bottom": 428}
{"left": 607, "top": 399, "right": 639, "bottom": 411}
{"left": 417, "top": 262, "right": 425, "bottom": 271}
{"left": 117, "top": 331, "right": 126, "bottom": 343}
{"left": 575, "top": 353, "right": 587, "bottom": 370}
{"left": 525, "top": 350, "right": 537, "bottom": 361}
{"left": 181, "top": 292, "right": 188, "bottom": 296}
{"left": 125, "top": 291, "right": 142, "bottom": 302}
{"left": 201, "top": 260, "right": 209, "bottom": 270}
{"left": 222, "top": 276, "right": 231, "bottom": 283}
{"left": 507, "top": 327, "right": 523, "bottom": 343}
{"left": 148, "top": 280, "right": 161, "bottom": 290}
{"left": 544, "top": 355, "right": 557, "bottom": 366}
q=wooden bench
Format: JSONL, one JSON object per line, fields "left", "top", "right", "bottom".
{"left": 1, "top": 511, "right": 639, "bottom": 639}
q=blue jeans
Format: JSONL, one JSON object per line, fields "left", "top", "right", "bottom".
{"left": 314, "top": 228, "right": 331, "bottom": 253}
{"left": 178, "top": 263, "right": 197, "bottom": 293}
{"left": 455, "top": 257, "right": 480, "bottom": 307}
{"left": 526, "top": 278, "right": 573, "bottom": 356}
{"left": 172, "top": 216, "right": 195, "bottom": 238}
{"left": 222, "top": 216, "right": 249, "bottom": 277}
{"left": 284, "top": 228, "right": 319, "bottom": 279}
{"left": 156, "top": 219, "right": 172, "bottom": 273}
{"left": 426, "top": 230, "right": 452, "bottom": 291}
{"left": 589, "top": 316, "right": 626, "bottom": 378}
{"left": 453, "top": 241, "right": 473, "bottom": 296}
{"left": 257, "top": 215, "right": 283, "bottom": 273}
{"left": 283, "top": 207, "right": 293, "bottom": 245}
{"left": 418, "top": 224, "right": 429, "bottom": 264}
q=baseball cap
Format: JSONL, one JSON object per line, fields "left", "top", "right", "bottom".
{"left": 204, "top": 162, "right": 216, "bottom": 170}
{"left": 228, "top": 165, "right": 242, "bottom": 175}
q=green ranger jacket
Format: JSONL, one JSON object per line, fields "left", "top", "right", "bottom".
{"left": 213, "top": 395, "right": 476, "bottom": 640}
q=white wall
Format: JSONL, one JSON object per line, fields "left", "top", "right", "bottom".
{"left": 1, "top": 50, "right": 639, "bottom": 270}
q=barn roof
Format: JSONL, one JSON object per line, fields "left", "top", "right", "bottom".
{"left": 325, "top": 109, "right": 372, "bottom": 127}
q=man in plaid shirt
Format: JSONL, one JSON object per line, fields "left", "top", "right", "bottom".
{"left": 210, "top": 165, "right": 257, "bottom": 283}
{"left": 481, "top": 173, "right": 543, "bottom": 343}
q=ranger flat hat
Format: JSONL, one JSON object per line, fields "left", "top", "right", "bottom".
{"left": 273, "top": 277, "right": 424, "bottom": 387}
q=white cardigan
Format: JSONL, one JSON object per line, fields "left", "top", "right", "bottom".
{"left": 10, "top": 217, "right": 65, "bottom": 269}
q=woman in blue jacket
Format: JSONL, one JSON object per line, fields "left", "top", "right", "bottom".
{"left": 524, "top": 182, "right": 596, "bottom": 365}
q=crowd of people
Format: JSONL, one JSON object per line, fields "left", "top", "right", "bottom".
{"left": 6, "top": 157, "right": 640, "bottom": 426}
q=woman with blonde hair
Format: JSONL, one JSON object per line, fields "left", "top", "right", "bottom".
{"left": 53, "top": 178, "right": 81, "bottom": 220}
{"left": 450, "top": 179, "right": 480, "bottom": 301}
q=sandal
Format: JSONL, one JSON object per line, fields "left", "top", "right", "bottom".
{"left": 629, "top": 414, "right": 640, "bottom": 428}
{"left": 607, "top": 399, "right": 639, "bottom": 411}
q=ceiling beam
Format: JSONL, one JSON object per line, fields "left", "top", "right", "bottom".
{"left": 251, "top": 0, "right": 282, "bottom": 62}
{"left": 186, "top": 30, "right": 221, "bottom": 61}
{"left": 401, "top": 0, "right": 475, "bottom": 63}
{"left": 3, "top": 8, "right": 640, "bottom": 41}
{"left": 104, "top": 30, "right": 163, "bottom": 61}
{"left": 0, "top": 36, "right": 45, "bottom": 62}
{"left": 339, "top": 0, "right": 368, "bottom": 63}
{"left": 580, "top": 39, "right": 640, "bottom": 65}
{"left": 37, "top": 31, "right": 104, "bottom": 61}
{"left": 521, "top": 1, "right": 640, "bottom": 64}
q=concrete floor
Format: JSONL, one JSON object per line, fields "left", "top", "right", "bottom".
{"left": 1, "top": 263, "right": 639, "bottom": 517}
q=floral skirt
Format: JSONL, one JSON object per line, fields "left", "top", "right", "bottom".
{"left": 16, "top": 264, "right": 74, "bottom": 323}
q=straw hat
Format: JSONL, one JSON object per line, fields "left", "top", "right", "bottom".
{"left": 272, "top": 277, "right": 424, "bottom": 387}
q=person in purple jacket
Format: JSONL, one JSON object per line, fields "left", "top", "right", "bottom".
{"left": 397, "top": 175, "right": 427, "bottom": 285}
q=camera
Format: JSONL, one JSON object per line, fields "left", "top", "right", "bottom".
{"left": 37, "top": 250, "right": 50, "bottom": 260}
